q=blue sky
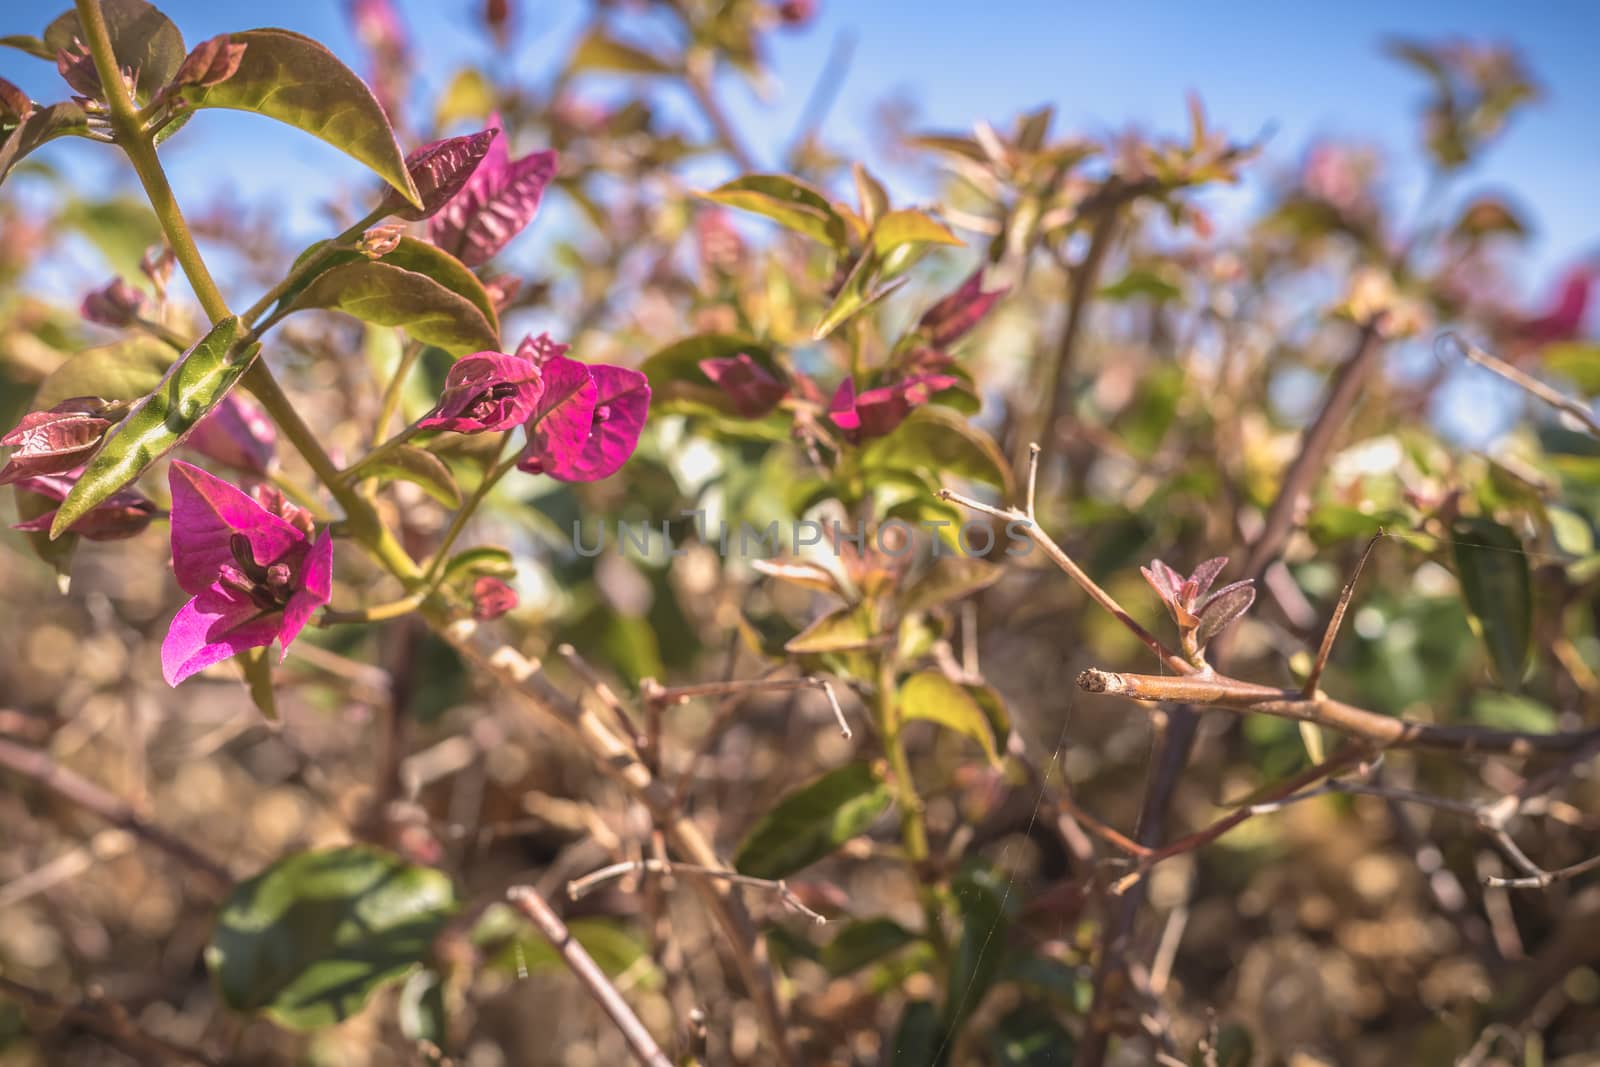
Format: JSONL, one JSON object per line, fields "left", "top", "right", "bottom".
{"left": 3, "top": 0, "right": 1598, "bottom": 295}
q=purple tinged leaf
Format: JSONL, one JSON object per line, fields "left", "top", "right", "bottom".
{"left": 828, "top": 374, "right": 960, "bottom": 443}
{"left": 429, "top": 115, "right": 558, "bottom": 267}
{"left": 699, "top": 353, "right": 787, "bottom": 417}
{"left": 184, "top": 392, "right": 278, "bottom": 475}
{"left": 513, "top": 331, "right": 570, "bottom": 367}
{"left": 170, "top": 34, "right": 248, "bottom": 90}
{"left": 418, "top": 350, "right": 542, "bottom": 433}
{"left": 517, "top": 357, "right": 650, "bottom": 482}
{"left": 0, "top": 78, "right": 34, "bottom": 125}
{"left": 0, "top": 398, "right": 117, "bottom": 485}
{"left": 1194, "top": 579, "right": 1257, "bottom": 647}
{"left": 917, "top": 270, "right": 1008, "bottom": 348}
{"left": 1140, "top": 560, "right": 1183, "bottom": 604}
{"left": 386, "top": 129, "right": 498, "bottom": 222}
{"left": 162, "top": 462, "right": 332, "bottom": 686}
{"left": 1187, "top": 556, "right": 1230, "bottom": 601}
{"left": 55, "top": 45, "right": 103, "bottom": 99}
{"left": 11, "top": 468, "right": 157, "bottom": 541}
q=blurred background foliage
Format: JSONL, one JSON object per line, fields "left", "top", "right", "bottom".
{"left": 2, "top": 1, "right": 1600, "bottom": 1065}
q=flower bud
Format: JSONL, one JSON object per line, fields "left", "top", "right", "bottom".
{"left": 171, "top": 34, "right": 248, "bottom": 90}
{"left": 81, "top": 277, "right": 147, "bottom": 327}
{"left": 472, "top": 576, "right": 517, "bottom": 620}
{"left": 357, "top": 222, "right": 406, "bottom": 258}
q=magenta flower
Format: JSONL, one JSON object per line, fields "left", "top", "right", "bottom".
{"left": 517, "top": 355, "right": 650, "bottom": 482}
{"left": 699, "top": 353, "right": 787, "bottom": 417}
{"left": 184, "top": 393, "right": 277, "bottom": 476}
{"left": 918, "top": 271, "right": 1007, "bottom": 349}
{"left": 0, "top": 397, "right": 119, "bottom": 485}
{"left": 827, "top": 374, "right": 959, "bottom": 444}
{"left": 429, "top": 115, "right": 557, "bottom": 267}
{"left": 472, "top": 576, "right": 517, "bottom": 620}
{"left": 419, "top": 349, "right": 543, "bottom": 433}
{"left": 11, "top": 467, "right": 158, "bottom": 541}
{"left": 161, "top": 461, "right": 332, "bottom": 686}
{"left": 386, "top": 129, "right": 498, "bottom": 221}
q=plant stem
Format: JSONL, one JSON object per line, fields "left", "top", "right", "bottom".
{"left": 373, "top": 340, "right": 426, "bottom": 446}
{"left": 240, "top": 209, "right": 385, "bottom": 330}
{"left": 875, "top": 654, "right": 949, "bottom": 964}
{"left": 424, "top": 446, "right": 518, "bottom": 584}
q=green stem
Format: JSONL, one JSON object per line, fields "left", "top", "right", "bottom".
{"left": 373, "top": 341, "right": 425, "bottom": 446}
{"left": 424, "top": 445, "right": 519, "bottom": 585}
{"left": 75, "top": 0, "right": 422, "bottom": 588}
{"left": 875, "top": 653, "right": 948, "bottom": 962}
{"left": 321, "top": 593, "right": 427, "bottom": 625}
{"left": 354, "top": 423, "right": 424, "bottom": 478}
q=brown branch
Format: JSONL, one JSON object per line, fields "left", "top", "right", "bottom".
{"left": 0, "top": 976, "right": 220, "bottom": 1066}
{"left": 427, "top": 610, "right": 797, "bottom": 1067}
{"left": 568, "top": 859, "right": 828, "bottom": 925}
{"left": 505, "top": 886, "right": 673, "bottom": 1067}
{"left": 1439, "top": 332, "right": 1600, "bottom": 438}
{"left": 643, "top": 674, "right": 852, "bottom": 739}
{"left": 1304, "top": 529, "right": 1382, "bottom": 697}
{"left": 1076, "top": 668, "right": 1600, "bottom": 755}
{"left": 0, "top": 738, "right": 231, "bottom": 894}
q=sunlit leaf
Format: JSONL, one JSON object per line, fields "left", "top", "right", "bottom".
{"left": 701, "top": 174, "right": 848, "bottom": 252}
{"left": 870, "top": 209, "right": 961, "bottom": 257}
{"left": 568, "top": 26, "right": 676, "bottom": 76}
{"left": 288, "top": 260, "right": 499, "bottom": 357}
{"left": 52, "top": 317, "right": 256, "bottom": 537}
{"left": 785, "top": 604, "right": 876, "bottom": 654}
{"left": 181, "top": 29, "right": 421, "bottom": 208}
{"left": 861, "top": 406, "right": 1013, "bottom": 494}
{"left": 349, "top": 444, "right": 461, "bottom": 507}
{"left": 899, "top": 671, "right": 1001, "bottom": 765}
{"left": 900, "top": 557, "right": 1001, "bottom": 616}
{"left": 207, "top": 845, "right": 457, "bottom": 1030}
{"left": 1451, "top": 517, "right": 1532, "bottom": 691}
{"left": 734, "top": 762, "right": 891, "bottom": 880}
{"left": 34, "top": 338, "right": 175, "bottom": 408}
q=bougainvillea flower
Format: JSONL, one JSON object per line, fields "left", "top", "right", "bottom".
{"left": 917, "top": 271, "right": 1008, "bottom": 349}
{"left": 184, "top": 393, "right": 277, "bottom": 475}
{"left": 0, "top": 397, "right": 119, "bottom": 484}
{"left": 517, "top": 356, "right": 650, "bottom": 482}
{"left": 827, "top": 374, "right": 960, "bottom": 443}
{"left": 429, "top": 115, "right": 558, "bottom": 267}
{"left": 11, "top": 468, "right": 157, "bottom": 540}
{"left": 419, "top": 350, "right": 543, "bottom": 433}
{"left": 472, "top": 576, "right": 518, "bottom": 620}
{"left": 386, "top": 129, "right": 497, "bottom": 221}
{"left": 161, "top": 461, "right": 332, "bottom": 686}
{"left": 699, "top": 353, "right": 787, "bottom": 417}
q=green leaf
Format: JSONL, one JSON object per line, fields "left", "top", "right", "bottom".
{"left": 701, "top": 174, "right": 848, "bottom": 252}
{"left": 821, "top": 917, "right": 917, "bottom": 976}
{"left": 441, "top": 545, "right": 516, "bottom": 582}
{"left": 861, "top": 407, "right": 1014, "bottom": 494}
{"left": 1471, "top": 691, "right": 1557, "bottom": 734}
{"left": 59, "top": 197, "right": 165, "bottom": 279}
{"left": 44, "top": 0, "right": 185, "bottom": 102}
{"left": 288, "top": 260, "right": 499, "bottom": 357}
{"left": 0, "top": 101, "right": 89, "bottom": 185}
{"left": 380, "top": 238, "right": 499, "bottom": 334}
{"left": 207, "top": 845, "right": 457, "bottom": 1030}
{"left": 812, "top": 250, "right": 907, "bottom": 341}
{"left": 397, "top": 969, "right": 447, "bottom": 1050}
{"left": 870, "top": 209, "right": 962, "bottom": 258}
{"left": 988, "top": 1004, "right": 1075, "bottom": 1067}
{"left": 900, "top": 557, "right": 1002, "bottom": 616}
{"left": 946, "top": 868, "right": 1008, "bottom": 1030}
{"left": 181, "top": 29, "right": 421, "bottom": 208}
{"left": 891, "top": 1000, "right": 945, "bottom": 1067}
{"left": 899, "top": 671, "right": 1001, "bottom": 765}
{"left": 1544, "top": 342, "right": 1600, "bottom": 397}
{"left": 1099, "top": 266, "right": 1183, "bottom": 303}
{"left": 348, "top": 444, "right": 461, "bottom": 507}
{"left": 785, "top": 604, "right": 877, "bottom": 654}
{"left": 734, "top": 762, "right": 891, "bottom": 880}
{"left": 0, "top": 34, "right": 53, "bottom": 60}
{"left": 239, "top": 646, "right": 277, "bottom": 721}
{"left": 568, "top": 26, "right": 677, "bottom": 75}
{"left": 52, "top": 317, "right": 256, "bottom": 538}
{"left": 1451, "top": 517, "right": 1532, "bottom": 691}
{"left": 35, "top": 337, "right": 176, "bottom": 408}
